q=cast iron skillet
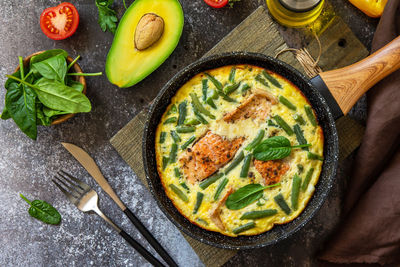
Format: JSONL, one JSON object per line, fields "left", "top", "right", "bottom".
{"left": 143, "top": 36, "right": 400, "bottom": 249}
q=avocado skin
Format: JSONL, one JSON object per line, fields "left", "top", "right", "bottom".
{"left": 105, "top": 0, "right": 184, "bottom": 88}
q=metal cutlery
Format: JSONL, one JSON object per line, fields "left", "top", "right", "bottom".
{"left": 61, "top": 142, "right": 178, "bottom": 267}
{"left": 52, "top": 170, "right": 165, "bottom": 267}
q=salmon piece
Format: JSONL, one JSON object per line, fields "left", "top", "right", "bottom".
{"left": 223, "top": 88, "right": 277, "bottom": 123}
{"left": 179, "top": 131, "right": 244, "bottom": 184}
{"left": 209, "top": 187, "right": 233, "bottom": 231}
{"left": 253, "top": 159, "right": 289, "bottom": 185}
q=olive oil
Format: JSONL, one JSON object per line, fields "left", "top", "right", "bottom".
{"left": 266, "top": 0, "right": 324, "bottom": 28}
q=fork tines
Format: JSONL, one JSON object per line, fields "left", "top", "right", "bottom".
{"left": 52, "top": 170, "right": 90, "bottom": 204}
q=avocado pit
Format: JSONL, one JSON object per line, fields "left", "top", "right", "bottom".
{"left": 134, "top": 13, "right": 164, "bottom": 50}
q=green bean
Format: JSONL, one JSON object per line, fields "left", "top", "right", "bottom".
{"left": 193, "top": 192, "right": 204, "bottom": 214}
{"left": 305, "top": 105, "right": 317, "bottom": 126}
{"left": 217, "top": 90, "right": 237, "bottom": 103}
{"left": 169, "top": 184, "right": 188, "bottom": 202}
{"left": 245, "top": 129, "right": 265, "bottom": 151}
{"left": 233, "top": 222, "right": 256, "bottom": 234}
{"left": 169, "top": 143, "right": 178, "bottom": 163}
{"left": 293, "top": 114, "right": 306, "bottom": 125}
{"left": 274, "top": 193, "right": 291, "bottom": 215}
{"left": 166, "top": 104, "right": 177, "bottom": 115}
{"left": 184, "top": 118, "right": 200, "bottom": 125}
{"left": 176, "top": 125, "right": 196, "bottom": 133}
{"left": 291, "top": 174, "right": 302, "bottom": 210}
{"left": 163, "top": 117, "right": 177, "bottom": 124}
{"left": 202, "top": 79, "right": 208, "bottom": 102}
{"left": 177, "top": 101, "right": 187, "bottom": 125}
{"left": 240, "top": 209, "right": 277, "bottom": 220}
{"left": 301, "top": 168, "right": 314, "bottom": 192}
{"left": 174, "top": 167, "right": 181, "bottom": 178}
{"left": 210, "top": 89, "right": 219, "bottom": 99}
{"left": 180, "top": 182, "right": 190, "bottom": 192}
{"left": 199, "top": 173, "right": 224, "bottom": 190}
{"left": 194, "top": 110, "right": 209, "bottom": 124}
{"left": 205, "top": 73, "right": 223, "bottom": 91}
{"left": 255, "top": 74, "right": 269, "bottom": 87}
{"left": 279, "top": 95, "right": 297, "bottom": 110}
{"left": 273, "top": 115, "right": 293, "bottom": 135}
{"left": 293, "top": 124, "right": 308, "bottom": 151}
{"left": 241, "top": 83, "right": 251, "bottom": 93}
{"left": 297, "top": 164, "right": 304, "bottom": 173}
{"left": 206, "top": 97, "right": 217, "bottom": 109}
{"left": 307, "top": 152, "right": 324, "bottom": 161}
{"left": 267, "top": 119, "right": 279, "bottom": 127}
{"left": 262, "top": 70, "right": 282, "bottom": 88}
{"left": 229, "top": 67, "right": 236, "bottom": 83}
{"left": 240, "top": 154, "right": 252, "bottom": 178}
{"left": 225, "top": 151, "right": 244, "bottom": 174}
{"left": 190, "top": 93, "right": 216, "bottom": 119}
{"left": 159, "top": 132, "right": 167, "bottom": 144}
{"left": 223, "top": 82, "right": 241, "bottom": 95}
{"left": 170, "top": 130, "right": 181, "bottom": 143}
{"left": 181, "top": 136, "right": 196, "bottom": 150}
{"left": 214, "top": 178, "right": 228, "bottom": 201}
{"left": 162, "top": 156, "right": 169, "bottom": 170}
{"left": 197, "top": 218, "right": 209, "bottom": 225}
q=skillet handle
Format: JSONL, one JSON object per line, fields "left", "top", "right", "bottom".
{"left": 318, "top": 35, "right": 400, "bottom": 115}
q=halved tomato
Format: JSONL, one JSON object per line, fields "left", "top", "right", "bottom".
{"left": 203, "top": 0, "right": 228, "bottom": 8}
{"left": 40, "top": 2, "right": 79, "bottom": 40}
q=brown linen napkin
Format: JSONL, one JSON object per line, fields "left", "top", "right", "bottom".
{"left": 319, "top": 0, "right": 400, "bottom": 264}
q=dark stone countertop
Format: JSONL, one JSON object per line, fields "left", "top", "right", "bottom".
{"left": 0, "top": 0, "right": 377, "bottom": 266}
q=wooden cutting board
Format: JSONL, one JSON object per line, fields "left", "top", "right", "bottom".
{"left": 110, "top": 5, "right": 367, "bottom": 266}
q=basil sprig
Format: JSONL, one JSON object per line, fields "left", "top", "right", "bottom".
{"left": 1, "top": 49, "right": 101, "bottom": 139}
{"left": 20, "top": 194, "right": 61, "bottom": 225}
{"left": 226, "top": 183, "right": 280, "bottom": 210}
{"left": 253, "top": 136, "right": 310, "bottom": 161}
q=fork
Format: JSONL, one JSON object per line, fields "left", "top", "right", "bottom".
{"left": 52, "top": 170, "right": 165, "bottom": 267}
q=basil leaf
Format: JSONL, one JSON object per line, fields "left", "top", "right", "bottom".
{"left": 5, "top": 83, "right": 37, "bottom": 140}
{"left": 66, "top": 78, "right": 84, "bottom": 92}
{"left": 29, "top": 49, "right": 68, "bottom": 68}
{"left": 20, "top": 194, "right": 61, "bottom": 225}
{"left": 226, "top": 184, "right": 265, "bottom": 210}
{"left": 33, "top": 78, "right": 91, "bottom": 113}
{"left": 43, "top": 107, "right": 69, "bottom": 118}
{"left": 36, "top": 103, "right": 52, "bottom": 126}
{"left": 96, "top": 0, "right": 118, "bottom": 34}
{"left": 1, "top": 107, "right": 11, "bottom": 120}
{"left": 32, "top": 54, "right": 67, "bottom": 82}
{"left": 253, "top": 136, "right": 292, "bottom": 161}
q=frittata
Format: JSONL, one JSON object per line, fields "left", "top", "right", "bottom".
{"left": 155, "top": 65, "right": 324, "bottom": 237}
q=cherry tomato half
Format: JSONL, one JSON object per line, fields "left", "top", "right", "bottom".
{"left": 40, "top": 2, "right": 79, "bottom": 40}
{"left": 203, "top": 0, "right": 228, "bottom": 8}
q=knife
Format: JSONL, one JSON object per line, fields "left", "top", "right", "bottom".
{"left": 61, "top": 142, "right": 178, "bottom": 267}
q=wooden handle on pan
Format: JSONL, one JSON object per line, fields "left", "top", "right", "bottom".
{"left": 319, "top": 35, "right": 400, "bottom": 115}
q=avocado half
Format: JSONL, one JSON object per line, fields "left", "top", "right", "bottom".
{"left": 106, "top": 0, "right": 184, "bottom": 88}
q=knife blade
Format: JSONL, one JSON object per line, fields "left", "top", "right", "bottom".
{"left": 61, "top": 142, "right": 178, "bottom": 267}
{"left": 61, "top": 142, "right": 126, "bottom": 210}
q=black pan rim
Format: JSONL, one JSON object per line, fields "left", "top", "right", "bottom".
{"left": 143, "top": 51, "right": 339, "bottom": 250}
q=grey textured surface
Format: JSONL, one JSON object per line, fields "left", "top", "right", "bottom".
{"left": 0, "top": 0, "right": 376, "bottom": 266}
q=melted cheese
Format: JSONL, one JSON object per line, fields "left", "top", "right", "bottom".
{"left": 155, "top": 65, "right": 324, "bottom": 236}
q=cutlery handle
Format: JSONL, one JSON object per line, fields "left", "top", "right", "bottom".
{"left": 124, "top": 208, "right": 178, "bottom": 267}
{"left": 119, "top": 230, "right": 165, "bottom": 267}
{"left": 93, "top": 207, "right": 165, "bottom": 267}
